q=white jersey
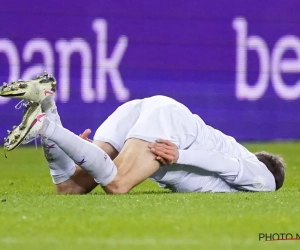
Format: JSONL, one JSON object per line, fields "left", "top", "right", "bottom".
{"left": 94, "top": 96, "right": 197, "bottom": 152}
{"left": 94, "top": 96, "right": 275, "bottom": 192}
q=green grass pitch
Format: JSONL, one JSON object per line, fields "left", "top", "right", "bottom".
{"left": 0, "top": 142, "right": 300, "bottom": 250}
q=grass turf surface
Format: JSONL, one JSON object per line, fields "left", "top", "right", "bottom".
{"left": 0, "top": 142, "right": 300, "bottom": 250}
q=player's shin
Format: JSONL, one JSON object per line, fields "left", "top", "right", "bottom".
{"left": 40, "top": 119, "right": 117, "bottom": 186}
{"left": 41, "top": 137, "right": 76, "bottom": 184}
{"left": 40, "top": 95, "right": 76, "bottom": 184}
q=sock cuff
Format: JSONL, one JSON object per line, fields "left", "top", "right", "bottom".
{"left": 51, "top": 164, "right": 76, "bottom": 184}
{"left": 96, "top": 163, "right": 118, "bottom": 186}
{"left": 41, "top": 118, "right": 57, "bottom": 138}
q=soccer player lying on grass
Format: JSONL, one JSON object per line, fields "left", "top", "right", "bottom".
{"left": 0, "top": 73, "right": 285, "bottom": 194}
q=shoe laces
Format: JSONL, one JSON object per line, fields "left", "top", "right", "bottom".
{"left": 3, "top": 148, "right": 7, "bottom": 158}
{"left": 15, "top": 100, "right": 30, "bottom": 110}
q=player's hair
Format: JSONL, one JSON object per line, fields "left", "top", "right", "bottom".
{"left": 254, "top": 151, "right": 285, "bottom": 191}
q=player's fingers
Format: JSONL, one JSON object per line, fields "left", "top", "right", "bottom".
{"left": 156, "top": 139, "right": 177, "bottom": 147}
{"left": 157, "top": 155, "right": 168, "bottom": 165}
{"left": 156, "top": 156, "right": 168, "bottom": 165}
{"left": 151, "top": 148, "right": 168, "bottom": 157}
{"left": 150, "top": 143, "right": 173, "bottom": 151}
{"left": 80, "top": 129, "right": 93, "bottom": 142}
{"left": 152, "top": 150, "right": 173, "bottom": 164}
{"left": 150, "top": 146, "right": 171, "bottom": 155}
{"left": 152, "top": 143, "right": 177, "bottom": 155}
{"left": 82, "top": 129, "right": 91, "bottom": 138}
{"left": 149, "top": 143, "right": 177, "bottom": 163}
{"left": 152, "top": 145, "right": 176, "bottom": 158}
{"left": 151, "top": 146, "right": 177, "bottom": 164}
{"left": 149, "top": 142, "right": 173, "bottom": 152}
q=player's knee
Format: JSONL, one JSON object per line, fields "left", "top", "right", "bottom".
{"left": 55, "top": 182, "right": 88, "bottom": 195}
{"left": 56, "top": 188, "right": 75, "bottom": 195}
{"left": 104, "top": 179, "right": 131, "bottom": 194}
{"left": 108, "top": 187, "right": 129, "bottom": 194}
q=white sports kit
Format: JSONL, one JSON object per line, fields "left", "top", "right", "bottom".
{"left": 94, "top": 96, "right": 275, "bottom": 192}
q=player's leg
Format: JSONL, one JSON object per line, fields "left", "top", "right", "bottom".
{"left": 2, "top": 76, "right": 147, "bottom": 194}
{"left": 38, "top": 93, "right": 103, "bottom": 194}
{"left": 55, "top": 165, "right": 95, "bottom": 194}
{"left": 1, "top": 73, "right": 77, "bottom": 192}
{"left": 56, "top": 140, "right": 119, "bottom": 194}
{"left": 55, "top": 137, "right": 159, "bottom": 194}
{"left": 40, "top": 95, "right": 77, "bottom": 186}
{"left": 0, "top": 73, "right": 116, "bottom": 194}
{"left": 41, "top": 98, "right": 120, "bottom": 194}
{"left": 17, "top": 112, "right": 158, "bottom": 194}
{"left": 97, "top": 96, "right": 198, "bottom": 193}
{"left": 60, "top": 134, "right": 159, "bottom": 194}
{"left": 42, "top": 118, "right": 160, "bottom": 193}
{"left": 103, "top": 138, "right": 160, "bottom": 194}
{"left": 28, "top": 118, "right": 117, "bottom": 188}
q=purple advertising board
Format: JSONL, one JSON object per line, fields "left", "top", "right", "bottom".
{"left": 1, "top": 0, "right": 300, "bottom": 142}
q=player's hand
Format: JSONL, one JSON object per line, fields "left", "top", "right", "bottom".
{"left": 149, "top": 139, "right": 179, "bottom": 165}
{"left": 79, "top": 129, "right": 93, "bottom": 143}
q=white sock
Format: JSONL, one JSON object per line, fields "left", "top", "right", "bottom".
{"left": 41, "top": 96, "right": 62, "bottom": 125}
{"left": 40, "top": 118, "right": 117, "bottom": 186}
{"left": 40, "top": 96, "right": 76, "bottom": 184}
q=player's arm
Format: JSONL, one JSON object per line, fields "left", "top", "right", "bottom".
{"left": 150, "top": 140, "right": 276, "bottom": 191}
{"left": 56, "top": 129, "right": 119, "bottom": 195}
{"left": 149, "top": 139, "right": 241, "bottom": 181}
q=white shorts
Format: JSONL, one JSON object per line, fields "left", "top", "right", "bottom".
{"left": 94, "top": 96, "right": 198, "bottom": 152}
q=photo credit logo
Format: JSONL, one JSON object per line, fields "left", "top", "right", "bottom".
{"left": 259, "top": 233, "right": 300, "bottom": 241}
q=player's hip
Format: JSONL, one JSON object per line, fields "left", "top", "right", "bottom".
{"left": 95, "top": 95, "right": 198, "bottom": 150}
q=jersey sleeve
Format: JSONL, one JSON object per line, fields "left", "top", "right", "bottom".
{"left": 177, "top": 149, "right": 241, "bottom": 182}
{"left": 177, "top": 149, "right": 276, "bottom": 191}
